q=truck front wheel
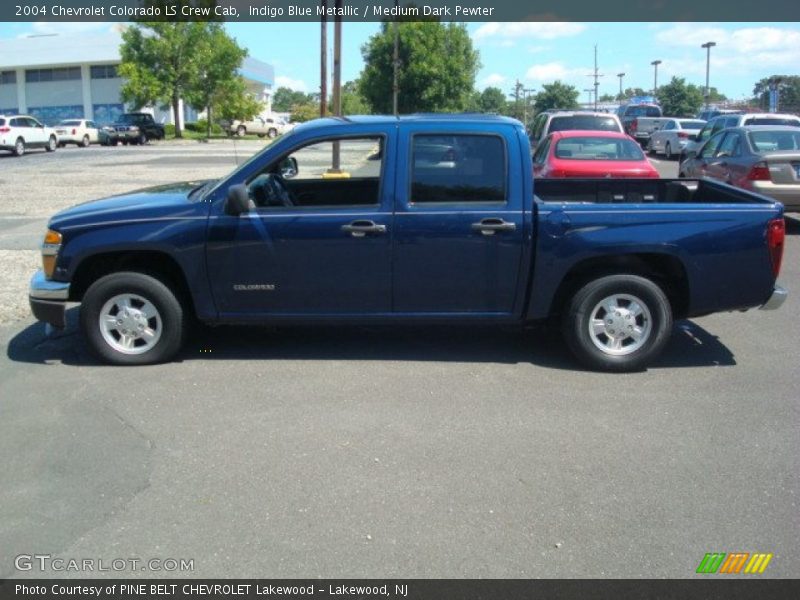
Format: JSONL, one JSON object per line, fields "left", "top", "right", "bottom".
{"left": 80, "top": 272, "right": 185, "bottom": 365}
{"left": 562, "top": 274, "right": 672, "bottom": 372}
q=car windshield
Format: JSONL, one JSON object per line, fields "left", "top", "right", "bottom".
{"left": 60, "top": 120, "right": 82, "bottom": 126}
{"left": 748, "top": 130, "right": 800, "bottom": 152}
{"left": 625, "top": 105, "right": 661, "bottom": 117}
{"left": 743, "top": 117, "right": 800, "bottom": 127}
{"left": 549, "top": 115, "right": 621, "bottom": 133}
{"left": 554, "top": 136, "right": 645, "bottom": 161}
{"left": 679, "top": 120, "right": 705, "bottom": 129}
{"left": 118, "top": 114, "right": 144, "bottom": 124}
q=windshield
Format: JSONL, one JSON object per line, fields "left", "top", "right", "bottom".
{"left": 549, "top": 115, "right": 621, "bottom": 133}
{"left": 554, "top": 136, "right": 645, "bottom": 161}
{"left": 748, "top": 130, "right": 800, "bottom": 152}
{"left": 743, "top": 117, "right": 800, "bottom": 127}
{"left": 118, "top": 114, "right": 145, "bottom": 124}
{"left": 625, "top": 105, "right": 662, "bottom": 117}
{"left": 60, "top": 120, "right": 82, "bottom": 126}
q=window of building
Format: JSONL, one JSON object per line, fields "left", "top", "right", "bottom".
{"left": 411, "top": 134, "right": 507, "bottom": 203}
{"left": 90, "top": 65, "right": 119, "bottom": 79}
{"left": 0, "top": 70, "right": 16, "bottom": 85}
{"left": 25, "top": 67, "right": 81, "bottom": 83}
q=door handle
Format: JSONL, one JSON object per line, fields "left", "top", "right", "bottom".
{"left": 471, "top": 218, "right": 517, "bottom": 236}
{"left": 341, "top": 220, "right": 387, "bottom": 238}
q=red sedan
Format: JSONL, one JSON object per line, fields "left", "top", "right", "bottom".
{"left": 533, "top": 130, "right": 660, "bottom": 178}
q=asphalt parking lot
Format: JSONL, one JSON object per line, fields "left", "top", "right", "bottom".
{"left": 0, "top": 143, "right": 798, "bottom": 578}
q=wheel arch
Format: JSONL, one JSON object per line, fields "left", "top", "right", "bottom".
{"left": 548, "top": 252, "right": 690, "bottom": 320}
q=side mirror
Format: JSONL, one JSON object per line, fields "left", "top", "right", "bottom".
{"left": 280, "top": 156, "right": 298, "bottom": 179}
{"left": 224, "top": 184, "right": 250, "bottom": 216}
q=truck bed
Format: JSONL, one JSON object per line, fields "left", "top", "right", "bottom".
{"left": 534, "top": 178, "right": 774, "bottom": 205}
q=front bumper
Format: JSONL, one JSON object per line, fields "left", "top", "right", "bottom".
{"left": 29, "top": 270, "right": 70, "bottom": 328}
{"left": 760, "top": 285, "right": 788, "bottom": 311}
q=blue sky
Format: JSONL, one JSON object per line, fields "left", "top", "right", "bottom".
{"left": 2, "top": 21, "right": 799, "bottom": 101}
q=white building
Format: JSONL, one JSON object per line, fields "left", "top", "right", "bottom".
{"left": 0, "top": 30, "right": 275, "bottom": 126}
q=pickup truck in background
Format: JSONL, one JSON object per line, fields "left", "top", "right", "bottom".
{"left": 619, "top": 103, "right": 666, "bottom": 145}
{"left": 29, "top": 115, "right": 787, "bottom": 372}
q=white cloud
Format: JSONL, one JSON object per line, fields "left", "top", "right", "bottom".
{"left": 525, "top": 62, "right": 585, "bottom": 82}
{"left": 275, "top": 75, "right": 307, "bottom": 91}
{"left": 474, "top": 22, "right": 586, "bottom": 41}
{"left": 480, "top": 73, "right": 507, "bottom": 88}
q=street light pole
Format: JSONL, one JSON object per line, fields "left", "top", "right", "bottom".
{"left": 701, "top": 41, "right": 716, "bottom": 109}
{"left": 320, "top": 0, "right": 327, "bottom": 117}
{"left": 617, "top": 72, "right": 625, "bottom": 99}
{"left": 392, "top": 0, "right": 399, "bottom": 115}
{"left": 650, "top": 60, "right": 662, "bottom": 96}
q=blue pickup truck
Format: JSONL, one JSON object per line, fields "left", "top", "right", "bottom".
{"left": 29, "top": 115, "right": 787, "bottom": 371}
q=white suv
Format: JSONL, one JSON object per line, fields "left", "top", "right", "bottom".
{"left": 529, "top": 110, "right": 624, "bottom": 150}
{"left": 0, "top": 114, "right": 58, "bottom": 156}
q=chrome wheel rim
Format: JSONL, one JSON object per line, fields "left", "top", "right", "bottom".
{"left": 15, "top": 140, "right": 23, "bottom": 155}
{"left": 48, "top": 137, "right": 56, "bottom": 151}
{"left": 99, "top": 293, "right": 162, "bottom": 355}
{"left": 589, "top": 294, "right": 652, "bottom": 356}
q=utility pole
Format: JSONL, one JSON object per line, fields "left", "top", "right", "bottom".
{"left": 586, "top": 44, "right": 604, "bottom": 111}
{"left": 522, "top": 87, "right": 535, "bottom": 128}
{"left": 651, "top": 59, "right": 662, "bottom": 96}
{"left": 320, "top": 0, "right": 327, "bottom": 118}
{"left": 617, "top": 72, "right": 625, "bottom": 99}
{"left": 330, "top": 0, "right": 343, "bottom": 172}
{"left": 392, "top": 0, "right": 399, "bottom": 115}
{"left": 701, "top": 41, "right": 716, "bottom": 109}
{"left": 512, "top": 79, "right": 523, "bottom": 121}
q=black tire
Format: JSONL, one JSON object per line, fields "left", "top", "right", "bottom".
{"left": 13, "top": 138, "right": 25, "bottom": 156}
{"left": 136, "top": 132, "right": 147, "bottom": 145}
{"left": 81, "top": 135, "right": 90, "bottom": 147}
{"left": 665, "top": 142, "right": 673, "bottom": 160}
{"left": 267, "top": 128, "right": 278, "bottom": 139}
{"left": 236, "top": 125, "right": 246, "bottom": 137}
{"left": 46, "top": 135, "right": 57, "bottom": 152}
{"left": 562, "top": 274, "right": 673, "bottom": 372}
{"left": 80, "top": 272, "right": 185, "bottom": 365}
{"left": 112, "top": 138, "right": 119, "bottom": 146}
{"left": 122, "top": 139, "right": 129, "bottom": 146}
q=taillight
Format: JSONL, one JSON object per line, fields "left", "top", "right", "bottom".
{"left": 631, "top": 118, "right": 638, "bottom": 132}
{"left": 747, "top": 161, "right": 771, "bottom": 181}
{"left": 677, "top": 132, "right": 688, "bottom": 139}
{"left": 0, "top": 126, "right": 9, "bottom": 133}
{"left": 71, "top": 128, "right": 77, "bottom": 135}
{"left": 766, "top": 218, "right": 785, "bottom": 278}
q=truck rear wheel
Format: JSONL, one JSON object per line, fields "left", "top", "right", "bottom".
{"left": 80, "top": 272, "right": 185, "bottom": 365}
{"left": 562, "top": 274, "right": 672, "bottom": 372}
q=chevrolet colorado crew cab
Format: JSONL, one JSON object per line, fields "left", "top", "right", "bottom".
{"left": 29, "top": 115, "right": 788, "bottom": 371}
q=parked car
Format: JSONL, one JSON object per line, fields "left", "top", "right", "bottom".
{"left": 55, "top": 119, "right": 99, "bottom": 147}
{"left": 101, "top": 113, "right": 165, "bottom": 145}
{"left": 529, "top": 110, "right": 623, "bottom": 150}
{"left": 29, "top": 115, "right": 786, "bottom": 372}
{"left": 647, "top": 118, "right": 706, "bottom": 159}
{"left": 533, "top": 130, "right": 659, "bottom": 178}
{"left": 228, "top": 115, "right": 288, "bottom": 138}
{"left": 679, "top": 125, "right": 800, "bottom": 211}
{"left": 618, "top": 103, "right": 663, "bottom": 144}
{"left": 680, "top": 112, "right": 800, "bottom": 163}
{"left": 696, "top": 108, "right": 742, "bottom": 122}
{"left": 0, "top": 114, "right": 58, "bottom": 156}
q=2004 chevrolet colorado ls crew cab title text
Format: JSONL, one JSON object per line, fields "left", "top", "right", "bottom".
{"left": 29, "top": 115, "right": 787, "bottom": 371}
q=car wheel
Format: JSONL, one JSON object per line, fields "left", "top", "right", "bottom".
{"left": 137, "top": 133, "right": 147, "bottom": 145}
{"left": 562, "top": 274, "right": 673, "bottom": 372}
{"left": 122, "top": 140, "right": 128, "bottom": 146}
{"left": 646, "top": 139, "right": 655, "bottom": 155}
{"left": 665, "top": 142, "right": 673, "bottom": 160}
{"left": 236, "top": 125, "right": 246, "bottom": 137}
{"left": 81, "top": 135, "right": 90, "bottom": 147}
{"left": 80, "top": 272, "right": 185, "bottom": 365}
{"left": 267, "top": 128, "right": 278, "bottom": 139}
{"left": 46, "top": 136, "right": 57, "bottom": 152}
{"left": 112, "top": 139, "right": 119, "bottom": 146}
{"left": 13, "top": 137, "right": 25, "bottom": 157}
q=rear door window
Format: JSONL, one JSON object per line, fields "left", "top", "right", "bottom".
{"left": 411, "top": 134, "right": 506, "bottom": 203}
{"left": 715, "top": 132, "right": 741, "bottom": 157}
{"left": 700, "top": 132, "right": 725, "bottom": 158}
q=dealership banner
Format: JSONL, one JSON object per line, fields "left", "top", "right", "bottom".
{"left": 2, "top": 580, "right": 800, "bottom": 600}
{"left": 1, "top": 0, "right": 799, "bottom": 22}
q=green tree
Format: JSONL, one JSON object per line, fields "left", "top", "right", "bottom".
{"left": 477, "top": 87, "right": 508, "bottom": 114}
{"left": 273, "top": 87, "right": 313, "bottom": 112}
{"left": 619, "top": 87, "right": 647, "bottom": 101}
{"left": 656, "top": 76, "right": 704, "bottom": 116}
{"left": 599, "top": 93, "right": 616, "bottom": 102}
{"left": 214, "top": 77, "right": 263, "bottom": 125}
{"left": 752, "top": 75, "right": 800, "bottom": 112}
{"left": 340, "top": 80, "right": 370, "bottom": 115}
{"left": 360, "top": 21, "right": 480, "bottom": 113}
{"left": 706, "top": 87, "right": 727, "bottom": 103}
{"left": 119, "top": 22, "right": 214, "bottom": 138}
{"left": 290, "top": 103, "right": 320, "bottom": 123}
{"left": 185, "top": 24, "right": 250, "bottom": 137}
{"left": 534, "top": 81, "right": 580, "bottom": 113}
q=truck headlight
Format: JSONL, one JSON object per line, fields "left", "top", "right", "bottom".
{"left": 42, "top": 229, "right": 62, "bottom": 278}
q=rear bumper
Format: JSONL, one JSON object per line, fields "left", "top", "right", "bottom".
{"left": 760, "top": 285, "right": 788, "bottom": 311}
{"left": 29, "top": 270, "right": 70, "bottom": 328}
{"left": 749, "top": 182, "right": 800, "bottom": 211}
